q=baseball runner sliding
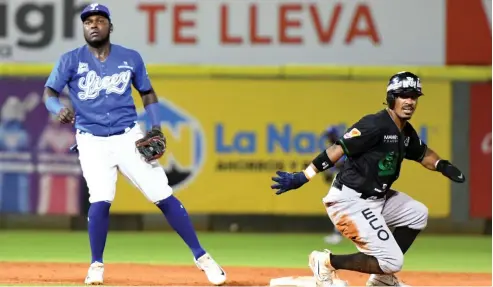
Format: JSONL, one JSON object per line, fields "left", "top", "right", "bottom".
{"left": 271, "top": 71, "right": 466, "bottom": 287}
{"left": 42, "top": 3, "right": 226, "bottom": 286}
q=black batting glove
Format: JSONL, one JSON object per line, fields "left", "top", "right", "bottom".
{"left": 436, "top": 160, "right": 466, "bottom": 183}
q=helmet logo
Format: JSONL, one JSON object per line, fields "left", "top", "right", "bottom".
{"left": 387, "top": 76, "right": 421, "bottom": 92}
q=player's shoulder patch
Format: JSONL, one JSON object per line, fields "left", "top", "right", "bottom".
{"left": 343, "top": 128, "right": 361, "bottom": 139}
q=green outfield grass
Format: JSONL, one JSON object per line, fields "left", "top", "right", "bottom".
{"left": 0, "top": 231, "right": 490, "bottom": 273}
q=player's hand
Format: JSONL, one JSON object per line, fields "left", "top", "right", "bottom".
{"left": 271, "top": 171, "right": 309, "bottom": 195}
{"left": 436, "top": 160, "right": 466, "bottom": 183}
{"left": 57, "top": 107, "right": 75, "bottom": 124}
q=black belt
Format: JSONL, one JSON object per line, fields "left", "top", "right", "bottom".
{"left": 332, "top": 178, "right": 387, "bottom": 200}
{"left": 77, "top": 122, "right": 136, "bottom": 137}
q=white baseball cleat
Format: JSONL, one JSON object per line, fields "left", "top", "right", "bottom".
{"left": 308, "top": 249, "right": 348, "bottom": 287}
{"left": 195, "top": 253, "right": 227, "bottom": 285}
{"left": 84, "top": 261, "right": 104, "bottom": 285}
{"left": 324, "top": 233, "right": 344, "bottom": 245}
{"left": 366, "top": 274, "right": 410, "bottom": 286}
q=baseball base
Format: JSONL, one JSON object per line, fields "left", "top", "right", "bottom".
{"left": 270, "top": 276, "right": 316, "bottom": 287}
{"left": 270, "top": 276, "right": 348, "bottom": 287}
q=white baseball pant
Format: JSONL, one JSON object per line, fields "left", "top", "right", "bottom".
{"left": 75, "top": 123, "right": 173, "bottom": 203}
{"left": 323, "top": 181, "right": 428, "bottom": 274}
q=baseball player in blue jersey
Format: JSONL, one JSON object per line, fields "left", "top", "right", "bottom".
{"left": 321, "top": 126, "right": 346, "bottom": 245}
{"left": 43, "top": 3, "right": 226, "bottom": 286}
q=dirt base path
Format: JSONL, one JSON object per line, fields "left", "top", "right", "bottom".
{"left": 0, "top": 262, "right": 490, "bottom": 286}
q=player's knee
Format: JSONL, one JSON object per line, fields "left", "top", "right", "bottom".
{"left": 89, "top": 195, "right": 114, "bottom": 204}
{"left": 410, "top": 201, "right": 429, "bottom": 230}
{"left": 88, "top": 201, "right": 111, "bottom": 218}
{"left": 87, "top": 188, "right": 115, "bottom": 204}
{"left": 150, "top": 186, "right": 173, "bottom": 203}
{"left": 377, "top": 251, "right": 404, "bottom": 274}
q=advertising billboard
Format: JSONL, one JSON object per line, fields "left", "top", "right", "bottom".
{"left": 0, "top": 0, "right": 445, "bottom": 65}
{"left": 0, "top": 79, "right": 82, "bottom": 215}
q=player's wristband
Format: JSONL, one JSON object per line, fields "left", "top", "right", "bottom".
{"left": 145, "top": 103, "right": 160, "bottom": 128}
{"left": 312, "top": 150, "right": 334, "bottom": 172}
{"left": 303, "top": 166, "right": 317, "bottom": 180}
{"left": 45, "top": 97, "right": 64, "bottom": 115}
{"left": 434, "top": 159, "right": 441, "bottom": 170}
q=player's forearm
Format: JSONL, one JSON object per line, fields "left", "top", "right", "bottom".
{"left": 141, "top": 90, "right": 160, "bottom": 129}
{"left": 303, "top": 144, "right": 345, "bottom": 180}
{"left": 420, "top": 148, "right": 441, "bottom": 171}
{"left": 43, "top": 87, "right": 64, "bottom": 115}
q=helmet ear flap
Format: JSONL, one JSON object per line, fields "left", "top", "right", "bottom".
{"left": 386, "top": 92, "right": 395, "bottom": 109}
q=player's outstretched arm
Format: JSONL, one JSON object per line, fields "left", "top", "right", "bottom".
{"left": 405, "top": 125, "right": 465, "bottom": 183}
{"left": 419, "top": 147, "right": 440, "bottom": 170}
{"left": 271, "top": 144, "right": 344, "bottom": 195}
{"left": 420, "top": 147, "right": 466, "bottom": 183}
{"left": 304, "top": 144, "right": 345, "bottom": 179}
{"left": 271, "top": 116, "right": 378, "bottom": 195}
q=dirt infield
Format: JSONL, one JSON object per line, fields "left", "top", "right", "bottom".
{"left": 0, "top": 262, "right": 490, "bottom": 286}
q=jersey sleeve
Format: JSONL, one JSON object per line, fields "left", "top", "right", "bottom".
{"left": 404, "top": 125, "right": 428, "bottom": 162}
{"left": 132, "top": 51, "right": 152, "bottom": 93}
{"left": 45, "top": 53, "right": 72, "bottom": 93}
{"left": 336, "top": 117, "right": 381, "bottom": 156}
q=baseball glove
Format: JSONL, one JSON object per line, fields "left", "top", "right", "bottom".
{"left": 136, "top": 128, "right": 166, "bottom": 162}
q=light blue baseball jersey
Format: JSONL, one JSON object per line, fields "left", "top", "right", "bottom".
{"left": 45, "top": 44, "right": 151, "bottom": 136}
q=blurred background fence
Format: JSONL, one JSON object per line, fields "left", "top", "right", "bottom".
{"left": 0, "top": 0, "right": 491, "bottom": 235}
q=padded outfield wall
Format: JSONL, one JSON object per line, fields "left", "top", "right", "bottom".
{"left": 0, "top": 64, "right": 490, "bottom": 234}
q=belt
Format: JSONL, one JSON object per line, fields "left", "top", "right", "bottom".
{"left": 332, "top": 178, "right": 387, "bottom": 200}
{"left": 77, "top": 122, "right": 136, "bottom": 137}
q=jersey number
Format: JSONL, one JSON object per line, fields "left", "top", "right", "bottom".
{"left": 378, "top": 152, "right": 398, "bottom": 176}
